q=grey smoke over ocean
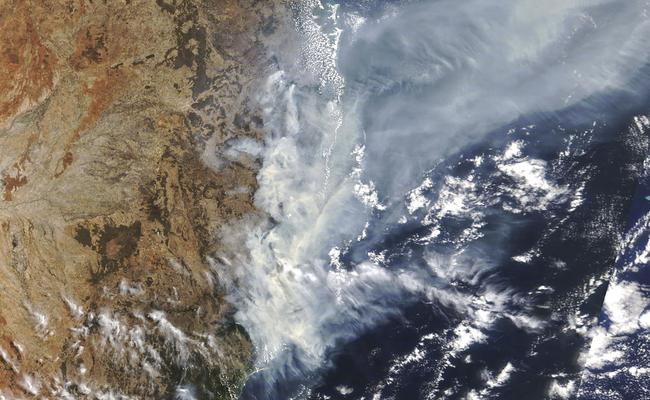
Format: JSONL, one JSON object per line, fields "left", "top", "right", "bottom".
{"left": 215, "top": 0, "right": 650, "bottom": 397}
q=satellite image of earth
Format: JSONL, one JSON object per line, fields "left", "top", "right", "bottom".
{"left": 0, "top": 0, "right": 649, "bottom": 399}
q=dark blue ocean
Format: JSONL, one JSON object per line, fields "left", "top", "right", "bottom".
{"left": 234, "top": 1, "right": 650, "bottom": 399}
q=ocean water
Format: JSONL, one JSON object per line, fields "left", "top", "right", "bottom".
{"left": 214, "top": 1, "right": 650, "bottom": 399}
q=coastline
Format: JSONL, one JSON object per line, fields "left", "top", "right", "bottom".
{"left": 0, "top": 0, "right": 290, "bottom": 397}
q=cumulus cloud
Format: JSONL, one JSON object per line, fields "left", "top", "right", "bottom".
{"left": 217, "top": 0, "right": 650, "bottom": 395}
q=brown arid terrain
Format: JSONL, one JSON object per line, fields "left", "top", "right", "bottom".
{"left": 0, "top": 0, "right": 286, "bottom": 397}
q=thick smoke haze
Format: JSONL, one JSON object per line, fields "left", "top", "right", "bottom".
{"left": 343, "top": 0, "right": 650, "bottom": 197}
{"left": 214, "top": 0, "right": 650, "bottom": 398}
